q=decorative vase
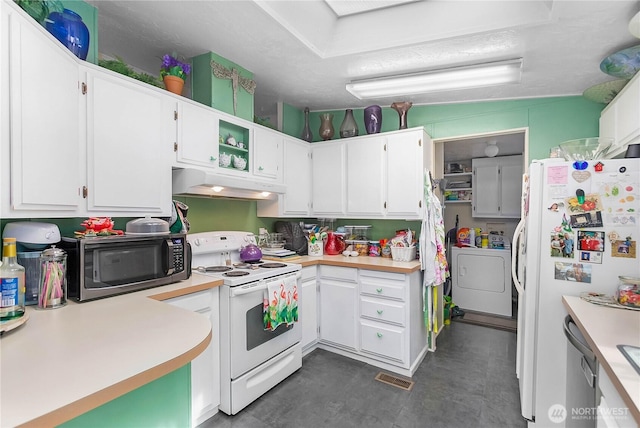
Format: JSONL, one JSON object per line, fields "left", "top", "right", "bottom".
{"left": 318, "top": 113, "right": 335, "bottom": 141}
{"left": 339, "top": 109, "right": 359, "bottom": 138}
{"left": 45, "top": 9, "right": 90, "bottom": 60}
{"left": 390, "top": 101, "right": 413, "bottom": 130}
{"left": 363, "top": 105, "right": 382, "bottom": 134}
{"left": 163, "top": 75, "right": 185, "bottom": 95}
{"left": 300, "top": 107, "right": 313, "bottom": 142}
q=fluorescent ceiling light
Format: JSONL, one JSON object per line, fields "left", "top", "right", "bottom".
{"left": 346, "top": 58, "right": 523, "bottom": 99}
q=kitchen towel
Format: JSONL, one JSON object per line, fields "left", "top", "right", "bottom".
{"left": 263, "top": 274, "right": 298, "bottom": 331}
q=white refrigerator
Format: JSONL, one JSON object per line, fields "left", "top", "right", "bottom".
{"left": 512, "top": 157, "right": 640, "bottom": 427}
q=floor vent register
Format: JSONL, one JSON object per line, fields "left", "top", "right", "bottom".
{"left": 374, "top": 372, "right": 415, "bottom": 391}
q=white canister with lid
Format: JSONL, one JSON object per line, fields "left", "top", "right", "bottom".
{"left": 38, "top": 246, "right": 67, "bottom": 309}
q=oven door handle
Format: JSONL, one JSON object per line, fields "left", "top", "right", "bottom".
{"left": 229, "top": 271, "right": 302, "bottom": 297}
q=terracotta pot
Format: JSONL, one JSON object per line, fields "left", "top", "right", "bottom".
{"left": 163, "top": 75, "right": 184, "bottom": 95}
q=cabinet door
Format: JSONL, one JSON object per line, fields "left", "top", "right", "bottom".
{"left": 167, "top": 289, "right": 220, "bottom": 426}
{"left": 346, "top": 137, "right": 385, "bottom": 215}
{"left": 301, "top": 277, "right": 318, "bottom": 350}
{"left": 312, "top": 142, "right": 345, "bottom": 215}
{"left": 85, "top": 69, "right": 172, "bottom": 215}
{"left": 253, "top": 126, "right": 282, "bottom": 181}
{"left": 6, "top": 9, "right": 82, "bottom": 213}
{"left": 472, "top": 159, "right": 500, "bottom": 217}
{"left": 615, "top": 76, "right": 640, "bottom": 146}
{"left": 319, "top": 278, "right": 358, "bottom": 350}
{"left": 386, "top": 132, "right": 423, "bottom": 217}
{"left": 282, "top": 137, "right": 311, "bottom": 215}
{"left": 175, "top": 101, "right": 220, "bottom": 169}
{"left": 499, "top": 157, "right": 523, "bottom": 218}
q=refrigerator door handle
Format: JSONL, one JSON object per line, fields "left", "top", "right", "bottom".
{"left": 512, "top": 218, "right": 526, "bottom": 295}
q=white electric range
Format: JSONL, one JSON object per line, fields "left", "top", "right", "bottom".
{"left": 187, "top": 231, "right": 302, "bottom": 415}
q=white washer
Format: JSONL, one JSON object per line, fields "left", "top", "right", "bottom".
{"left": 451, "top": 246, "right": 512, "bottom": 317}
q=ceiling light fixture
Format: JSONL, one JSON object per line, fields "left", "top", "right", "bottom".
{"left": 212, "top": 186, "right": 224, "bottom": 192}
{"left": 485, "top": 141, "right": 499, "bottom": 157}
{"left": 346, "top": 58, "right": 523, "bottom": 99}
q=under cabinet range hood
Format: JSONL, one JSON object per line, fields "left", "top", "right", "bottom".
{"left": 172, "top": 168, "right": 285, "bottom": 200}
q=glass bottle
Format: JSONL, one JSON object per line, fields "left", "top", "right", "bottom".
{"left": 339, "top": 109, "right": 359, "bottom": 138}
{"left": 300, "top": 107, "right": 313, "bottom": 142}
{"left": 0, "top": 238, "right": 26, "bottom": 320}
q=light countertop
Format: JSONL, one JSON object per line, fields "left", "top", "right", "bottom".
{"left": 0, "top": 274, "right": 223, "bottom": 428}
{"left": 272, "top": 255, "right": 422, "bottom": 273}
{"left": 562, "top": 295, "right": 640, "bottom": 424}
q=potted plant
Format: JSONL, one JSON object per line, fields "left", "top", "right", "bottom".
{"left": 160, "top": 54, "right": 191, "bottom": 95}
{"left": 98, "top": 56, "right": 162, "bottom": 87}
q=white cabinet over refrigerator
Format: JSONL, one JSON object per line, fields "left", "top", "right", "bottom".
{"left": 512, "top": 158, "right": 640, "bottom": 427}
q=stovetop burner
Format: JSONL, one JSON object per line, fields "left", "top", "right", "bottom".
{"left": 260, "top": 262, "right": 287, "bottom": 268}
{"left": 224, "top": 271, "right": 250, "bottom": 277}
{"left": 196, "top": 266, "right": 233, "bottom": 273}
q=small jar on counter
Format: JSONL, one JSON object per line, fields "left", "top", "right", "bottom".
{"left": 38, "top": 246, "right": 67, "bottom": 309}
{"left": 617, "top": 276, "right": 640, "bottom": 308}
{"left": 368, "top": 241, "right": 381, "bottom": 257}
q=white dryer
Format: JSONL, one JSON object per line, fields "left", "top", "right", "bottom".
{"left": 451, "top": 246, "right": 512, "bottom": 317}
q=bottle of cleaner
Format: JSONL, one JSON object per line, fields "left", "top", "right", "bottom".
{"left": 1, "top": 237, "right": 26, "bottom": 320}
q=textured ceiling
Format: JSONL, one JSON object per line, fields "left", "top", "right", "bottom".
{"left": 86, "top": 0, "right": 640, "bottom": 121}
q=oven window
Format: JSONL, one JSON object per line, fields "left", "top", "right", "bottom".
{"left": 88, "top": 244, "right": 163, "bottom": 287}
{"left": 246, "top": 303, "right": 292, "bottom": 351}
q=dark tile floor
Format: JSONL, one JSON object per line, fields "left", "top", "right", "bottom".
{"left": 200, "top": 322, "right": 526, "bottom": 428}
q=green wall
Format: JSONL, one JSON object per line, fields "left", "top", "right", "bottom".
{"left": 191, "top": 51, "right": 254, "bottom": 122}
{"left": 299, "top": 96, "right": 603, "bottom": 162}
{"left": 58, "top": 364, "right": 191, "bottom": 428}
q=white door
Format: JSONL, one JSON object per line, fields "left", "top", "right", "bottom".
{"left": 300, "top": 276, "right": 318, "bottom": 350}
{"left": 499, "top": 158, "right": 523, "bottom": 218}
{"left": 85, "top": 69, "right": 172, "bottom": 215}
{"left": 472, "top": 159, "right": 500, "bottom": 217}
{"left": 282, "top": 138, "right": 311, "bottom": 215}
{"left": 175, "top": 101, "right": 220, "bottom": 169}
{"left": 253, "top": 126, "right": 282, "bottom": 181}
{"left": 7, "top": 9, "right": 82, "bottom": 213}
{"left": 386, "top": 132, "right": 423, "bottom": 217}
{"left": 312, "top": 141, "right": 345, "bottom": 215}
{"left": 319, "top": 278, "right": 358, "bottom": 350}
{"left": 346, "top": 137, "right": 385, "bottom": 215}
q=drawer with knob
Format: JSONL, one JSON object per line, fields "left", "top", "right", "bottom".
{"left": 360, "top": 296, "right": 405, "bottom": 326}
{"left": 360, "top": 320, "right": 405, "bottom": 363}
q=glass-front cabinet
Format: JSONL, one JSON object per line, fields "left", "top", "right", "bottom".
{"left": 218, "top": 118, "right": 251, "bottom": 174}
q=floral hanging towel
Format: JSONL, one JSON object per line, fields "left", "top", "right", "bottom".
{"left": 263, "top": 273, "right": 298, "bottom": 331}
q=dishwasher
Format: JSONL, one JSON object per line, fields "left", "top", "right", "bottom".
{"left": 563, "top": 314, "right": 598, "bottom": 427}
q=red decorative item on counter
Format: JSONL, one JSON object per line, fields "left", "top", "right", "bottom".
{"left": 75, "top": 217, "right": 123, "bottom": 237}
{"left": 324, "top": 232, "right": 346, "bottom": 255}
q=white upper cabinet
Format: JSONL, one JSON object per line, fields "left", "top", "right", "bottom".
{"left": 256, "top": 136, "right": 311, "bottom": 217}
{"left": 600, "top": 72, "right": 640, "bottom": 157}
{"left": 386, "top": 129, "right": 430, "bottom": 218}
{"left": 311, "top": 141, "right": 346, "bottom": 216}
{"left": 472, "top": 155, "right": 523, "bottom": 218}
{"left": 174, "top": 100, "right": 220, "bottom": 170}
{"left": 252, "top": 126, "right": 283, "bottom": 181}
{"left": 2, "top": 4, "right": 83, "bottom": 215}
{"left": 84, "top": 68, "right": 172, "bottom": 214}
{"left": 346, "top": 137, "right": 386, "bottom": 216}
{"left": 1, "top": 1, "right": 172, "bottom": 217}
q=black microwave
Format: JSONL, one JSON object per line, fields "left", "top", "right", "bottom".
{"left": 60, "top": 234, "right": 191, "bottom": 302}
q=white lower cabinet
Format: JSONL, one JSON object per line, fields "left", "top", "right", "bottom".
{"left": 300, "top": 266, "right": 318, "bottom": 353}
{"left": 318, "top": 265, "right": 358, "bottom": 350}
{"left": 316, "top": 266, "right": 428, "bottom": 377}
{"left": 167, "top": 288, "right": 220, "bottom": 427}
{"left": 596, "top": 363, "right": 637, "bottom": 428}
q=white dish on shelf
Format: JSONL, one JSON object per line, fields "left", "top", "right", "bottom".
{"left": 232, "top": 155, "right": 247, "bottom": 170}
